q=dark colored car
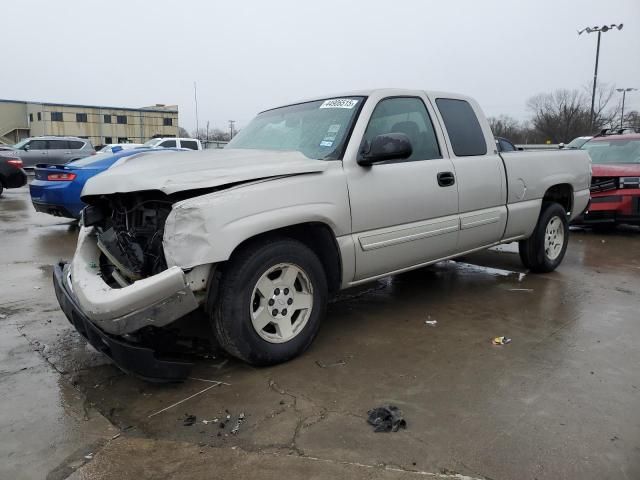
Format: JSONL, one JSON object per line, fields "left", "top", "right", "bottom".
{"left": 0, "top": 153, "right": 28, "bottom": 196}
{"left": 495, "top": 136, "right": 522, "bottom": 152}
{"left": 578, "top": 133, "right": 640, "bottom": 227}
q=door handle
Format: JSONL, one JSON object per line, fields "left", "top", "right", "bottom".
{"left": 437, "top": 171, "right": 455, "bottom": 187}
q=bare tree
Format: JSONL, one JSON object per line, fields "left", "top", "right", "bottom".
{"left": 178, "top": 126, "right": 190, "bottom": 138}
{"left": 192, "top": 127, "right": 232, "bottom": 142}
{"left": 488, "top": 115, "right": 521, "bottom": 139}
{"left": 526, "top": 83, "right": 620, "bottom": 142}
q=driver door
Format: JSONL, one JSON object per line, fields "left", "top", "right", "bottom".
{"left": 345, "top": 96, "right": 459, "bottom": 280}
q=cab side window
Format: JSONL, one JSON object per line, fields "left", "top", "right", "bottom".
{"left": 159, "top": 140, "right": 177, "bottom": 148}
{"left": 435, "top": 98, "right": 487, "bottom": 156}
{"left": 362, "top": 97, "right": 441, "bottom": 162}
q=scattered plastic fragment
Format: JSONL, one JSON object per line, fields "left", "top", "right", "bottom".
{"left": 492, "top": 336, "right": 512, "bottom": 345}
{"left": 33, "top": 286, "right": 41, "bottom": 290}
{"left": 367, "top": 405, "right": 407, "bottom": 432}
{"left": 231, "top": 412, "right": 245, "bottom": 434}
{"left": 508, "top": 288, "right": 533, "bottom": 292}
{"left": 183, "top": 414, "right": 197, "bottom": 426}
{"left": 111, "top": 433, "right": 121, "bottom": 440}
{"left": 315, "top": 359, "right": 346, "bottom": 368}
{"left": 84, "top": 453, "right": 93, "bottom": 460}
{"left": 0, "top": 314, "right": 6, "bottom": 319}
{"left": 425, "top": 320, "right": 437, "bottom": 326}
{"left": 202, "top": 418, "right": 219, "bottom": 425}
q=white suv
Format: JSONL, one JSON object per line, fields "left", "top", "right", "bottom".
{"left": 142, "top": 137, "right": 202, "bottom": 150}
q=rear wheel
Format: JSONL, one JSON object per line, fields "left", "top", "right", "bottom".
{"left": 210, "top": 238, "right": 328, "bottom": 365}
{"left": 519, "top": 202, "right": 569, "bottom": 273}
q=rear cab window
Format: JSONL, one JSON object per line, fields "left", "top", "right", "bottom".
{"left": 435, "top": 98, "right": 487, "bottom": 156}
{"left": 180, "top": 140, "right": 199, "bottom": 150}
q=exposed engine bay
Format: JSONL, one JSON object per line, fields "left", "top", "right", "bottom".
{"left": 84, "top": 193, "right": 174, "bottom": 287}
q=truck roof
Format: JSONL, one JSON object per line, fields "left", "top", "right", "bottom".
{"left": 264, "top": 88, "right": 473, "bottom": 113}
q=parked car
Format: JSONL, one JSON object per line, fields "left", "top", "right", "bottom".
{"left": 12, "top": 136, "right": 95, "bottom": 167}
{"left": 53, "top": 88, "right": 591, "bottom": 380}
{"left": 576, "top": 132, "right": 640, "bottom": 227}
{"left": 0, "top": 144, "right": 17, "bottom": 152}
{"left": 96, "top": 143, "right": 144, "bottom": 154}
{"left": 560, "top": 136, "right": 592, "bottom": 150}
{"left": 0, "top": 153, "right": 27, "bottom": 196}
{"left": 495, "top": 136, "right": 521, "bottom": 152}
{"left": 142, "top": 137, "right": 202, "bottom": 150}
{"left": 30, "top": 148, "right": 186, "bottom": 219}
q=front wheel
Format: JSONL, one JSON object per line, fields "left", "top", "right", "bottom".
{"left": 210, "top": 238, "right": 328, "bottom": 365}
{"left": 519, "top": 202, "right": 569, "bottom": 273}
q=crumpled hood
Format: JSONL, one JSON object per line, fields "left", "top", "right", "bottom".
{"left": 592, "top": 163, "right": 640, "bottom": 177}
{"left": 81, "top": 149, "right": 329, "bottom": 198}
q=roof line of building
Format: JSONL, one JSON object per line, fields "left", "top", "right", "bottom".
{"left": 0, "top": 98, "right": 178, "bottom": 114}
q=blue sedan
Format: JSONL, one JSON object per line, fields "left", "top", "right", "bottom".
{"left": 30, "top": 147, "right": 186, "bottom": 219}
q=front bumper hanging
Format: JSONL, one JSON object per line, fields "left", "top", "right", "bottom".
{"left": 53, "top": 262, "right": 193, "bottom": 382}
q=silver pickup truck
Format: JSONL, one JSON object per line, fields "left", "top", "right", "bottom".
{"left": 53, "top": 89, "right": 591, "bottom": 380}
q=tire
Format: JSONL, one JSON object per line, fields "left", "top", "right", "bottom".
{"left": 210, "top": 237, "right": 328, "bottom": 365}
{"left": 519, "top": 202, "right": 569, "bottom": 273}
{"left": 0, "top": 181, "right": 4, "bottom": 197}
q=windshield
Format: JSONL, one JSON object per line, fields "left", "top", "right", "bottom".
{"left": 565, "top": 137, "right": 590, "bottom": 149}
{"left": 13, "top": 139, "right": 30, "bottom": 149}
{"left": 581, "top": 138, "right": 640, "bottom": 164}
{"left": 142, "top": 138, "right": 162, "bottom": 147}
{"left": 227, "top": 97, "right": 365, "bottom": 160}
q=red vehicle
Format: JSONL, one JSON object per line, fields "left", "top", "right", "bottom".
{"left": 578, "top": 132, "right": 640, "bottom": 227}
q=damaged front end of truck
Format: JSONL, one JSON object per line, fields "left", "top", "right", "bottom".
{"left": 54, "top": 191, "right": 213, "bottom": 381}
{"left": 52, "top": 148, "right": 329, "bottom": 380}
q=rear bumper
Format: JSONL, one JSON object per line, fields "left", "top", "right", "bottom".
{"left": 53, "top": 263, "right": 193, "bottom": 382}
{"left": 32, "top": 200, "right": 78, "bottom": 219}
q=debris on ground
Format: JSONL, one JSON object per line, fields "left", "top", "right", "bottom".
{"left": 147, "top": 381, "right": 228, "bottom": 418}
{"left": 202, "top": 418, "right": 219, "bottom": 425}
{"left": 508, "top": 288, "right": 533, "bottom": 292}
{"left": 367, "top": 405, "right": 407, "bottom": 432}
{"left": 84, "top": 453, "right": 93, "bottom": 460}
{"left": 231, "top": 412, "right": 245, "bottom": 434}
{"left": 183, "top": 414, "right": 197, "bottom": 426}
{"left": 315, "top": 359, "right": 347, "bottom": 368}
{"left": 0, "top": 314, "right": 7, "bottom": 319}
{"left": 492, "top": 336, "right": 512, "bottom": 345}
{"left": 425, "top": 319, "right": 438, "bottom": 326}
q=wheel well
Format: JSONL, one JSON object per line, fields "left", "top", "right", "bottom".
{"left": 543, "top": 184, "right": 573, "bottom": 214}
{"left": 228, "top": 222, "right": 342, "bottom": 293}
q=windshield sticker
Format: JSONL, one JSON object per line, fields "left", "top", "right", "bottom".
{"left": 320, "top": 140, "right": 334, "bottom": 147}
{"left": 320, "top": 99, "right": 358, "bottom": 109}
{"left": 328, "top": 124, "right": 341, "bottom": 133}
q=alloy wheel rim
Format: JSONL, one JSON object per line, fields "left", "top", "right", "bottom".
{"left": 250, "top": 263, "right": 313, "bottom": 343}
{"left": 544, "top": 216, "right": 564, "bottom": 260}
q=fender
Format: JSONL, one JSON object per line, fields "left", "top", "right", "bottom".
{"left": 162, "top": 162, "right": 352, "bottom": 269}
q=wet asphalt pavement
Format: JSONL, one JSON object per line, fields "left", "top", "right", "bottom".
{"left": 1, "top": 185, "right": 639, "bottom": 480}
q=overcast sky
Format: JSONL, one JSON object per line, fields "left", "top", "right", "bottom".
{"left": 2, "top": 0, "right": 639, "bottom": 132}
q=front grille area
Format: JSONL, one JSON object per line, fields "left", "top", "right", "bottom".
{"left": 590, "top": 177, "right": 618, "bottom": 193}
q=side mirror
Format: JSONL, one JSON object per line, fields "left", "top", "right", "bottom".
{"left": 111, "top": 146, "right": 123, "bottom": 153}
{"left": 558, "top": 143, "right": 565, "bottom": 149}
{"left": 23, "top": 144, "right": 30, "bottom": 151}
{"left": 358, "top": 133, "right": 412, "bottom": 166}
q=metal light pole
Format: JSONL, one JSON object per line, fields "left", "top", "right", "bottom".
{"left": 578, "top": 24, "right": 623, "bottom": 131}
{"left": 228, "top": 120, "right": 235, "bottom": 140}
{"left": 616, "top": 88, "right": 637, "bottom": 128}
